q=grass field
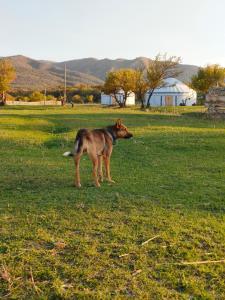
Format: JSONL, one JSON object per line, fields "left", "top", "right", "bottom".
{"left": 0, "top": 105, "right": 225, "bottom": 299}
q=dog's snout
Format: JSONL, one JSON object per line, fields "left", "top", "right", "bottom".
{"left": 126, "top": 132, "right": 133, "bottom": 139}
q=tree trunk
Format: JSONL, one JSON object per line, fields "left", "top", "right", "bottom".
{"left": 123, "top": 93, "right": 127, "bottom": 107}
{"left": 3, "top": 91, "right": 6, "bottom": 104}
{"left": 146, "top": 89, "right": 155, "bottom": 108}
{"left": 114, "top": 93, "right": 122, "bottom": 107}
{"left": 0, "top": 92, "right": 6, "bottom": 106}
{"left": 136, "top": 92, "right": 145, "bottom": 109}
{"left": 140, "top": 98, "right": 145, "bottom": 109}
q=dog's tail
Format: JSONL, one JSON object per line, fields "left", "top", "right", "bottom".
{"left": 62, "top": 129, "right": 84, "bottom": 157}
{"left": 63, "top": 151, "right": 73, "bottom": 157}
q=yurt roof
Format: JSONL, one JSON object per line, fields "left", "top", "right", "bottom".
{"left": 149, "top": 78, "right": 196, "bottom": 94}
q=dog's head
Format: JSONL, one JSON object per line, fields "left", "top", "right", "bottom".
{"left": 113, "top": 119, "right": 133, "bottom": 139}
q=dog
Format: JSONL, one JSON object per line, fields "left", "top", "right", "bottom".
{"left": 63, "top": 119, "right": 133, "bottom": 188}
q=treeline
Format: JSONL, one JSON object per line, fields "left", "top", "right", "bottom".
{"left": 8, "top": 84, "right": 102, "bottom": 103}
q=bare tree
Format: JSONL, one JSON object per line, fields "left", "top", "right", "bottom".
{"left": 134, "top": 68, "right": 148, "bottom": 109}
{"left": 146, "top": 54, "right": 182, "bottom": 108}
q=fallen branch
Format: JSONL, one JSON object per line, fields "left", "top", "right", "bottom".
{"left": 132, "top": 269, "right": 142, "bottom": 276}
{"left": 119, "top": 253, "right": 130, "bottom": 258}
{"left": 30, "top": 268, "right": 42, "bottom": 294}
{"left": 177, "top": 259, "right": 225, "bottom": 266}
{"left": 158, "top": 259, "right": 225, "bottom": 266}
{"left": 141, "top": 235, "right": 160, "bottom": 246}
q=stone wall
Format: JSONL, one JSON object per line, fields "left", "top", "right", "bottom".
{"left": 205, "top": 88, "right": 225, "bottom": 114}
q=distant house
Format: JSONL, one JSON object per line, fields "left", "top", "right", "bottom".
{"left": 101, "top": 90, "right": 135, "bottom": 106}
{"left": 145, "top": 78, "right": 197, "bottom": 106}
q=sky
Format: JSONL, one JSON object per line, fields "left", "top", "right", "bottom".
{"left": 0, "top": 0, "right": 224, "bottom": 66}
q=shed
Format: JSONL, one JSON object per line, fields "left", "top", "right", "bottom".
{"left": 145, "top": 78, "right": 197, "bottom": 106}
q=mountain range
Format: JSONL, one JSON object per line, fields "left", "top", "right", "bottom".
{"left": 2, "top": 55, "right": 199, "bottom": 90}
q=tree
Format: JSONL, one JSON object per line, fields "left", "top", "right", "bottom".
{"left": 86, "top": 95, "right": 94, "bottom": 103}
{"left": 46, "top": 94, "right": 57, "bottom": 101}
{"left": 133, "top": 68, "right": 148, "bottom": 109}
{"left": 145, "top": 54, "right": 181, "bottom": 108}
{"left": 72, "top": 94, "right": 83, "bottom": 104}
{"left": 0, "top": 59, "right": 16, "bottom": 105}
{"left": 16, "top": 96, "right": 30, "bottom": 102}
{"left": 190, "top": 65, "right": 225, "bottom": 98}
{"left": 104, "top": 69, "right": 136, "bottom": 107}
{"left": 29, "top": 91, "right": 45, "bottom": 101}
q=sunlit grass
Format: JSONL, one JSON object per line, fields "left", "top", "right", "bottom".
{"left": 0, "top": 105, "right": 224, "bottom": 299}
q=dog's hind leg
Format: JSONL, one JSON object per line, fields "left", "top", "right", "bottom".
{"left": 74, "top": 153, "right": 82, "bottom": 188}
{"left": 98, "top": 156, "right": 103, "bottom": 182}
{"left": 88, "top": 152, "right": 100, "bottom": 188}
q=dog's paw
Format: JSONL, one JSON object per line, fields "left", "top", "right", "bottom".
{"left": 75, "top": 183, "right": 82, "bottom": 188}
{"left": 107, "top": 179, "right": 115, "bottom": 184}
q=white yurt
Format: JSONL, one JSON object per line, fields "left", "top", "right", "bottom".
{"left": 101, "top": 90, "right": 135, "bottom": 106}
{"left": 145, "top": 78, "right": 197, "bottom": 106}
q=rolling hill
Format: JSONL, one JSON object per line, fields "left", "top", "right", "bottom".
{"left": 2, "top": 55, "right": 199, "bottom": 90}
{"left": 6, "top": 55, "right": 104, "bottom": 90}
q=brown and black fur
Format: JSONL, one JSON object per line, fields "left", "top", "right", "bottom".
{"left": 63, "top": 119, "right": 133, "bottom": 188}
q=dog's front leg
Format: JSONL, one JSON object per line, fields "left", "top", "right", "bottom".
{"left": 74, "top": 154, "right": 82, "bottom": 188}
{"left": 98, "top": 156, "right": 103, "bottom": 182}
{"left": 103, "top": 156, "right": 115, "bottom": 183}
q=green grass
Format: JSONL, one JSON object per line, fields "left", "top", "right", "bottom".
{"left": 0, "top": 105, "right": 224, "bottom": 299}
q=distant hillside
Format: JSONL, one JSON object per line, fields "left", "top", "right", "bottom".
{"left": 59, "top": 57, "right": 199, "bottom": 83}
{"left": 6, "top": 55, "right": 104, "bottom": 90}
{"left": 2, "top": 55, "right": 199, "bottom": 90}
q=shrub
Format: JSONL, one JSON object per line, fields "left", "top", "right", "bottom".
{"left": 6, "top": 94, "right": 15, "bottom": 101}
{"left": 46, "top": 95, "right": 57, "bottom": 101}
{"left": 86, "top": 95, "right": 94, "bottom": 103}
{"left": 72, "top": 94, "right": 83, "bottom": 104}
{"left": 16, "top": 96, "right": 30, "bottom": 102}
{"left": 29, "top": 91, "right": 45, "bottom": 102}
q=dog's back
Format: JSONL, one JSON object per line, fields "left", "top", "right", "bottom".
{"left": 74, "top": 128, "right": 112, "bottom": 156}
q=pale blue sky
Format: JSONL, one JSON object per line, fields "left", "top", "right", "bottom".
{"left": 0, "top": 0, "right": 224, "bottom": 66}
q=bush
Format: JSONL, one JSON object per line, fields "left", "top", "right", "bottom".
{"left": 6, "top": 94, "right": 15, "bottom": 101}
{"left": 46, "top": 95, "right": 57, "bottom": 101}
{"left": 86, "top": 95, "right": 94, "bottom": 103}
{"left": 16, "top": 96, "right": 30, "bottom": 102}
{"left": 72, "top": 95, "right": 83, "bottom": 104}
{"left": 29, "top": 91, "right": 45, "bottom": 102}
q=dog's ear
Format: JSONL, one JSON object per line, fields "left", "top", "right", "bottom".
{"left": 115, "top": 119, "right": 122, "bottom": 128}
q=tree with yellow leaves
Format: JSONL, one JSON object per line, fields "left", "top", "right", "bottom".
{"left": 0, "top": 59, "right": 16, "bottom": 105}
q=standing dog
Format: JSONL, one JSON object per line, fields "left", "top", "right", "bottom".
{"left": 63, "top": 119, "right": 133, "bottom": 188}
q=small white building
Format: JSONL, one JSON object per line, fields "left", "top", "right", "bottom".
{"left": 145, "top": 78, "right": 197, "bottom": 106}
{"left": 101, "top": 90, "right": 135, "bottom": 106}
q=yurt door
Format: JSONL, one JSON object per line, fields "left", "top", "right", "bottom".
{"left": 165, "top": 96, "right": 173, "bottom": 106}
